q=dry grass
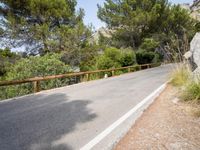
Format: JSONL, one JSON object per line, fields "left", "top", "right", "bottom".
{"left": 184, "top": 99, "right": 200, "bottom": 117}
{"left": 170, "top": 64, "right": 200, "bottom": 116}
{"left": 170, "top": 64, "right": 190, "bottom": 86}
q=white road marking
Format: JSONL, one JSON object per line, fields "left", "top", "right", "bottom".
{"left": 80, "top": 82, "right": 167, "bottom": 150}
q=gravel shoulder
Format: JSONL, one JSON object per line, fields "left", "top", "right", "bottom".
{"left": 114, "top": 85, "right": 200, "bottom": 150}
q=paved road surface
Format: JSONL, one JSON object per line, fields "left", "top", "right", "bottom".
{"left": 0, "top": 64, "right": 174, "bottom": 150}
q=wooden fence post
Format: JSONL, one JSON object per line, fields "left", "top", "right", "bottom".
{"left": 128, "top": 68, "right": 131, "bottom": 73}
{"left": 80, "top": 75, "right": 84, "bottom": 82}
{"left": 112, "top": 70, "right": 115, "bottom": 76}
{"left": 138, "top": 65, "right": 142, "bottom": 70}
{"left": 33, "top": 81, "right": 40, "bottom": 93}
{"left": 85, "top": 73, "right": 89, "bottom": 81}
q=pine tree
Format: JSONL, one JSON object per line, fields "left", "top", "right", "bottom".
{"left": 97, "top": 0, "right": 196, "bottom": 55}
{"left": 0, "top": 0, "right": 90, "bottom": 55}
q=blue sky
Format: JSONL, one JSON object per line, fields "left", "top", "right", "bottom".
{"left": 77, "top": 0, "right": 194, "bottom": 30}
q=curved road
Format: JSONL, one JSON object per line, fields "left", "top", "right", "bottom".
{"left": 0, "top": 64, "right": 173, "bottom": 150}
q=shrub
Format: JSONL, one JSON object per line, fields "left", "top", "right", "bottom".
{"left": 140, "top": 38, "right": 159, "bottom": 51}
{"left": 96, "top": 55, "right": 121, "bottom": 70}
{"left": 119, "top": 48, "right": 137, "bottom": 67}
{"left": 0, "top": 48, "right": 21, "bottom": 77}
{"left": 152, "top": 52, "right": 162, "bottom": 63}
{"left": 182, "top": 81, "right": 200, "bottom": 103}
{"left": 170, "top": 65, "right": 200, "bottom": 103}
{"left": 5, "top": 53, "right": 71, "bottom": 79}
{"left": 0, "top": 53, "right": 72, "bottom": 100}
{"left": 104, "top": 47, "right": 121, "bottom": 62}
{"left": 170, "top": 66, "right": 190, "bottom": 87}
{"left": 95, "top": 47, "right": 137, "bottom": 70}
{"left": 136, "top": 49, "right": 156, "bottom": 64}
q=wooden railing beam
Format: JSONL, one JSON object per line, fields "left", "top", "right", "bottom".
{"left": 0, "top": 63, "right": 160, "bottom": 88}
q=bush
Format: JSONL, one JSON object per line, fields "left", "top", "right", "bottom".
{"left": 79, "top": 45, "right": 100, "bottom": 71}
{"left": 104, "top": 47, "right": 121, "bottom": 62}
{"left": 170, "top": 66, "right": 190, "bottom": 87}
{"left": 119, "top": 48, "right": 137, "bottom": 67}
{"left": 182, "top": 81, "right": 200, "bottom": 103}
{"left": 170, "top": 65, "right": 200, "bottom": 103}
{"left": 136, "top": 49, "right": 156, "bottom": 64}
{"left": 140, "top": 38, "right": 159, "bottom": 51}
{"left": 6, "top": 53, "right": 72, "bottom": 79}
{"left": 0, "top": 53, "right": 72, "bottom": 100}
{"left": 96, "top": 55, "right": 121, "bottom": 70}
{"left": 0, "top": 48, "right": 21, "bottom": 77}
{"left": 95, "top": 47, "right": 137, "bottom": 70}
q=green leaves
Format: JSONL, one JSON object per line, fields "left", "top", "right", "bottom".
{"left": 136, "top": 49, "right": 160, "bottom": 64}
{"left": 0, "top": 53, "right": 73, "bottom": 100}
{"left": 0, "top": 0, "right": 89, "bottom": 55}
{"left": 140, "top": 38, "right": 159, "bottom": 51}
{"left": 95, "top": 47, "right": 137, "bottom": 70}
{"left": 97, "top": 0, "right": 196, "bottom": 58}
{"left": 5, "top": 53, "right": 71, "bottom": 80}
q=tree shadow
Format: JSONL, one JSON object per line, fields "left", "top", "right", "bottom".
{"left": 0, "top": 93, "right": 97, "bottom": 150}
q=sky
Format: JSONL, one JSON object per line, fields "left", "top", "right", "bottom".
{"left": 77, "top": 0, "right": 194, "bottom": 30}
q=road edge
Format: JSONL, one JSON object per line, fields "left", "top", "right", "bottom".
{"left": 80, "top": 82, "right": 168, "bottom": 150}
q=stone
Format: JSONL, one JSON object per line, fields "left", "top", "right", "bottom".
{"left": 190, "top": 32, "right": 200, "bottom": 67}
{"left": 183, "top": 51, "right": 192, "bottom": 59}
{"left": 172, "top": 97, "right": 180, "bottom": 104}
{"left": 184, "top": 32, "right": 200, "bottom": 78}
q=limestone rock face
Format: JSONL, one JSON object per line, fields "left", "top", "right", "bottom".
{"left": 184, "top": 33, "right": 200, "bottom": 71}
{"left": 190, "top": 32, "right": 200, "bottom": 67}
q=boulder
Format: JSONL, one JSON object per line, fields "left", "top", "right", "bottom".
{"left": 190, "top": 33, "right": 200, "bottom": 67}
{"left": 184, "top": 33, "right": 200, "bottom": 73}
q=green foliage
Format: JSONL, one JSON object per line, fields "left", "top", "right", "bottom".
{"left": 104, "top": 47, "right": 121, "bottom": 62}
{"left": 95, "top": 47, "right": 137, "bottom": 70}
{"left": 0, "top": 48, "right": 21, "bottom": 77}
{"left": 96, "top": 55, "right": 120, "bottom": 70}
{"left": 136, "top": 49, "right": 160, "bottom": 64}
{"left": 0, "top": 47, "right": 17, "bottom": 58}
{"left": 195, "top": 22, "right": 200, "bottom": 32}
{"left": 0, "top": 0, "right": 91, "bottom": 55}
{"left": 79, "top": 44, "right": 100, "bottom": 71}
{"left": 98, "top": 0, "right": 196, "bottom": 58}
{"left": 119, "top": 48, "right": 137, "bottom": 67}
{"left": 6, "top": 54, "right": 71, "bottom": 79}
{"left": 182, "top": 81, "right": 200, "bottom": 103}
{"left": 170, "top": 65, "right": 200, "bottom": 103}
{"left": 0, "top": 53, "right": 72, "bottom": 100}
{"left": 140, "top": 38, "right": 159, "bottom": 51}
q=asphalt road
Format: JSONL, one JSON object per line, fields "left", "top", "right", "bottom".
{"left": 0, "top": 64, "right": 174, "bottom": 150}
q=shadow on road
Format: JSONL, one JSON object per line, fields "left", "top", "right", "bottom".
{"left": 0, "top": 93, "right": 97, "bottom": 150}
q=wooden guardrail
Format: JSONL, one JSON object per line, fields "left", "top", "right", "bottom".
{"left": 0, "top": 63, "right": 159, "bottom": 93}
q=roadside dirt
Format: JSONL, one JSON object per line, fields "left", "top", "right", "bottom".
{"left": 114, "top": 85, "right": 200, "bottom": 150}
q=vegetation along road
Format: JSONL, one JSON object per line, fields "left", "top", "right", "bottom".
{"left": 0, "top": 64, "right": 173, "bottom": 150}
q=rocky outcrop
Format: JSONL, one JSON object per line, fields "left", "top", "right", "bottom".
{"left": 184, "top": 32, "right": 200, "bottom": 79}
